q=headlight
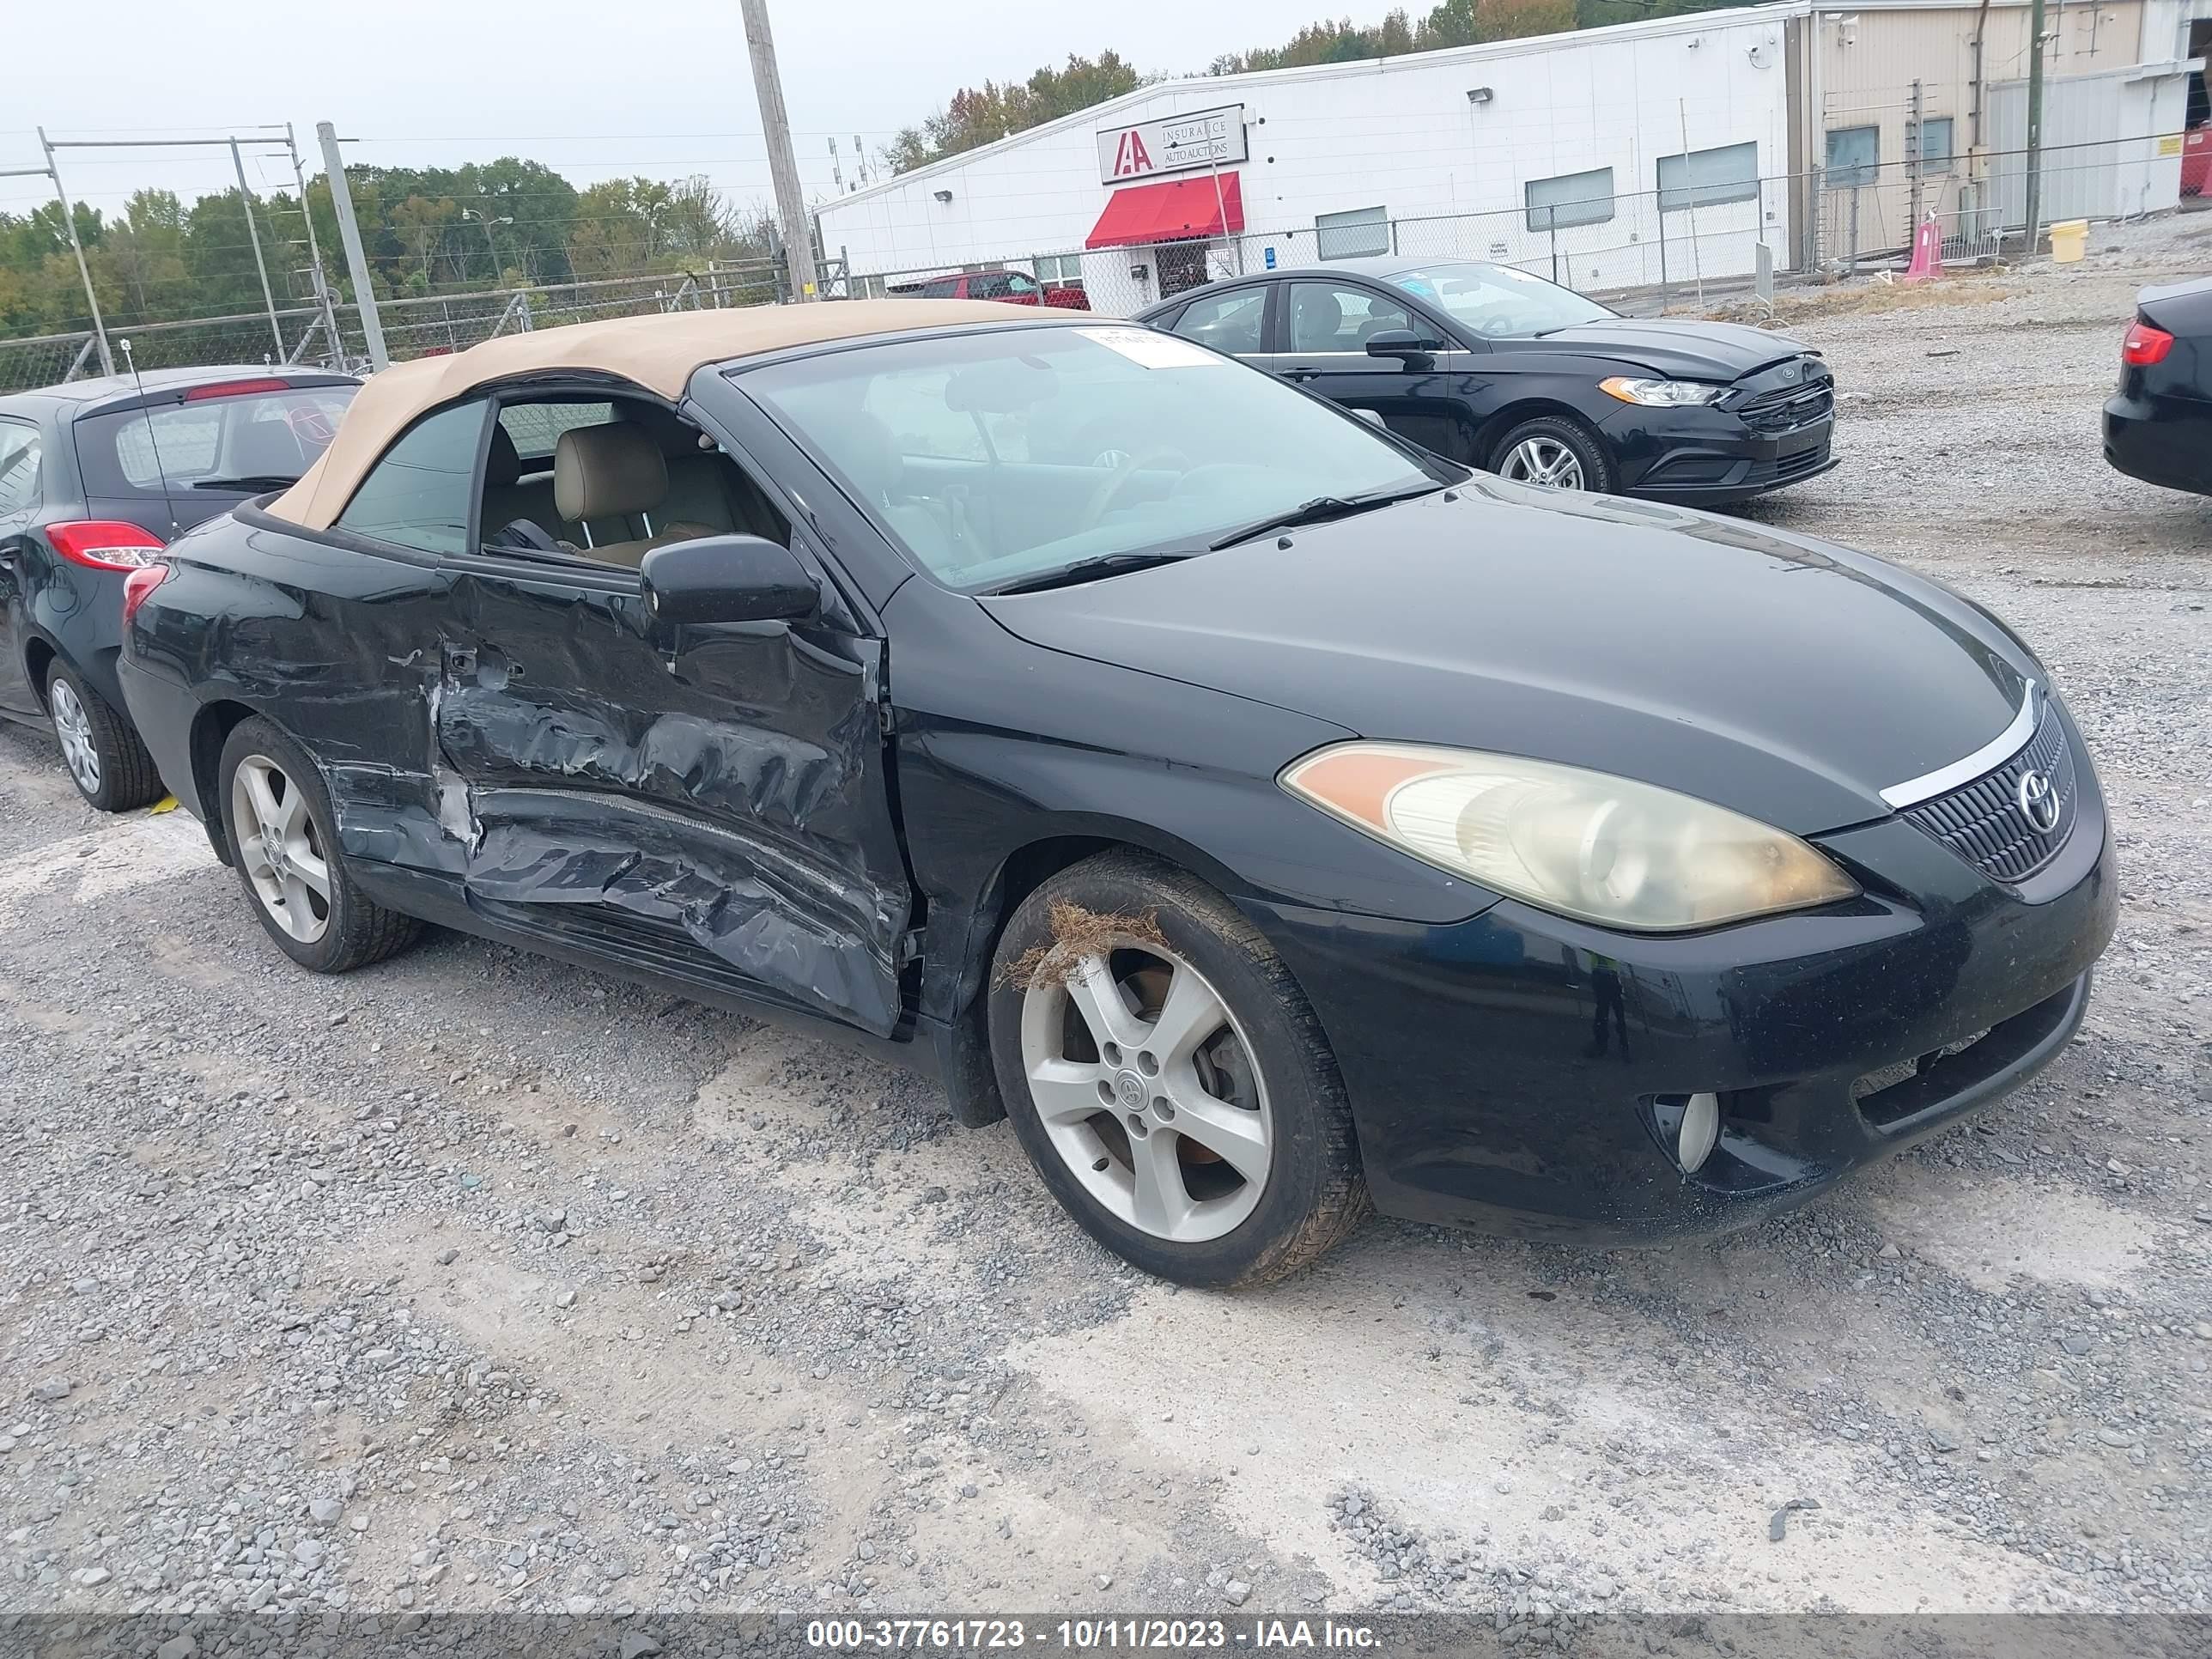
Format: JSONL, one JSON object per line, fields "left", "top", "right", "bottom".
{"left": 1279, "top": 743, "right": 1859, "bottom": 931}
{"left": 1598, "top": 375, "right": 1724, "bottom": 407}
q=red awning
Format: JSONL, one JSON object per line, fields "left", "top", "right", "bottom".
{"left": 1085, "top": 173, "right": 1245, "bottom": 250}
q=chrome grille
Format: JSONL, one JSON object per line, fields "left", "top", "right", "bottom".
{"left": 1899, "top": 702, "right": 2076, "bottom": 884}
{"left": 1735, "top": 364, "right": 1835, "bottom": 434}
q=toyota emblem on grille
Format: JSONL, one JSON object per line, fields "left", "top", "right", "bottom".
{"left": 2016, "top": 768, "right": 2061, "bottom": 835}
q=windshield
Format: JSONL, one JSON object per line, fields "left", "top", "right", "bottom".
{"left": 1383, "top": 264, "right": 1613, "bottom": 340}
{"left": 741, "top": 325, "right": 1448, "bottom": 592}
{"left": 75, "top": 381, "right": 356, "bottom": 498}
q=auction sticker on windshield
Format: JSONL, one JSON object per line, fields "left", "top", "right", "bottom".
{"left": 1078, "top": 327, "right": 1228, "bottom": 369}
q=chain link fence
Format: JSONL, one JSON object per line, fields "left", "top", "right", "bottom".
{"left": 845, "top": 131, "right": 2191, "bottom": 321}
{"left": 0, "top": 258, "right": 799, "bottom": 394}
{"left": 3, "top": 131, "right": 2183, "bottom": 393}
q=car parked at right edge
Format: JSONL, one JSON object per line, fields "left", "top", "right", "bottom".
{"left": 1133, "top": 257, "right": 1836, "bottom": 505}
{"left": 0, "top": 366, "right": 356, "bottom": 810}
{"left": 2103, "top": 273, "right": 2212, "bottom": 498}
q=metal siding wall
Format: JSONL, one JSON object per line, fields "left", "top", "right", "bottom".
{"left": 1814, "top": 1, "right": 2150, "bottom": 258}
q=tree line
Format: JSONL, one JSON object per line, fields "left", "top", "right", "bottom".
{"left": 0, "top": 159, "right": 777, "bottom": 342}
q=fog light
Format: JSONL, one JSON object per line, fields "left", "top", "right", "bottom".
{"left": 1676, "top": 1091, "right": 1721, "bottom": 1173}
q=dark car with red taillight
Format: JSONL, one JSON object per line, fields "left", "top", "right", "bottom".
{"left": 888, "top": 268, "right": 1091, "bottom": 310}
{"left": 2103, "top": 275, "right": 2212, "bottom": 498}
{"left": 0, "top": 366, "right": 356, "bottom": 808}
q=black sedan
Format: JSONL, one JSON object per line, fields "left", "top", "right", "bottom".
{"left": 1133, "top": 257, "right": 1836, "bottom": 504}
{"left": 118, "top": 302, "right": 2110, "bottom": 1287}
{"left": 2103, "top": 273, "right": 2212, "bottom": 496}
{"left": 0, "top": 366, "right": 356, "bottom": 808}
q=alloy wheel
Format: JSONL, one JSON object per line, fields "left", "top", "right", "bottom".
{"left": 1501, "top": 436, "right": 1587, "bottom": 489}
{"left": 231, "top": 755, "right": 331, "bottom": 944}
{"left": 1018, "top": 937, "right": 1273, "bottom": 1243}
{"left": 49, "top": 680, "right": 100, "bottom": 797}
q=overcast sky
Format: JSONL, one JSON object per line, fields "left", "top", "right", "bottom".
{"left": 3, "top": 0, "right": 1309, "bottom": 217}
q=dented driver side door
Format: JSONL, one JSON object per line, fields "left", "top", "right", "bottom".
{"left": 430, "top": 546, "right": 913, "bottom": 1038}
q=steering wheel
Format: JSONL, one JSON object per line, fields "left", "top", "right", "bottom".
{"left": 1478, "top": 315, "right": 1521, "bottom": 338}
{"left": 1079, "top": 448, "right": 1189, "bottom": 531}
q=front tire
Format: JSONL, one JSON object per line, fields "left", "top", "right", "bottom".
{"left": 987, "top": 851, "right": 1369, "bottom": 1288}
{"left": 217, "top": 717, "right": 422, "bottom": 974}
{"left": 1490, "top": 414, "right": 1615, "bottom": 494}
{"left": 46, "top": 663, "right": 162, "bottom": 812}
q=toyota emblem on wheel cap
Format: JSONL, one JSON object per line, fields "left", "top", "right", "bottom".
{"left": 2016, "top": 768, "right": 2061, "bottom": 835}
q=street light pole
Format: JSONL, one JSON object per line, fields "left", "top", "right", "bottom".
{"left": 739, "top": 0, "right": 820, "bottom": 301}
{"left": 464, "top": 209, "right": 510, "bottom": 283}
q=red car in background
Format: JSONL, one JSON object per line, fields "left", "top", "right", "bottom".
{"left": 890, "top": 268, "right": 1090, "bottom": 310}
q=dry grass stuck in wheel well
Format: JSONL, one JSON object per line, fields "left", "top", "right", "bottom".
{"left": 999, "top": 899, "right": 1170, "bottom": 991}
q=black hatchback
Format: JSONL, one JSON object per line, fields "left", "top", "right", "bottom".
{"left": 1133, "top": 257, "right": 1836, "bottom": 504}
{"left": 0, "top": 367, "right": 356, "bottom": 809}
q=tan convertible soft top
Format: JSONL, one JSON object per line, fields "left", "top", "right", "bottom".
{"left": 267, "top": 297, "right": 1042, "bottom": 532}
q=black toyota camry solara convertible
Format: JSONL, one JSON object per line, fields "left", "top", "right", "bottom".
{"left": 117, "top": 299, "right": 2116, "bottom": 1287}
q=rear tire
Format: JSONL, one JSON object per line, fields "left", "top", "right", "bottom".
{"left": 1490, "top": 414, "right": 1616, "bottom": 494}
{"left": 217, "top": 716, "right": 422, "bottom": 974}
{"left": 46, "top": 662, "right": 162, "bottom": 813}
{"left": 987, "top": 850, "right": 1369, "bottom": 1288}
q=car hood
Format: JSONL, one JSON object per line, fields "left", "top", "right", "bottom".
{"left": 980, "top": 481, "right": 2034, "bottom": 837}
{"left": 1508, "top": 318, "right": 1811, "bottom": 382}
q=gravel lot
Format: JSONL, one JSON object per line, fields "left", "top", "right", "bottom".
{"left": 1, "top": 212, "right": 2207, "bottom": 1637}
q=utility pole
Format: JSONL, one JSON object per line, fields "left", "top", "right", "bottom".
{"left": 230, "top": 138, "right": 286, "bottom": 361}
{"left": 2023, "top": 0, "right": 2047, "bottom": 255}
{"left": 38, "top": 128, "right": 112, "bottom": 377}
{"left": 739, "top": 0, "right": 820, "bottom": 301}
{"left": 318, "top": 122, "right": 388, "bottom": 371}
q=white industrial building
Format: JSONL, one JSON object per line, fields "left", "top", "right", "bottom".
{"left": 822, "top": 6, "right": 1803, "bottom": 313}
{"left": 817, "top": 0, "right": 2207, "bottom": 315}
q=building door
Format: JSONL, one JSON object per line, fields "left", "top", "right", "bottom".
{"left": 1155, "top": 240, "right": 1211, "bottom": 297}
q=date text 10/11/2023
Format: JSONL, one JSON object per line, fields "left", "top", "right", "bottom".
{"left": 805, "top": 1618, "right": 1385, "bottom": 1650}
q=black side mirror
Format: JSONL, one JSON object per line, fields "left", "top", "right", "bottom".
{"left": 640, "top": 535, "right": 817, "bottom": 627}
{"left": 1365, "top": 327, "right": 1444, "bottom": 362}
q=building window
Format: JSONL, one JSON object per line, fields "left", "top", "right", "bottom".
{"left": 1033, "top": 253, "right": 1083, "bottom": 285}
{"left": 1656, "top": 141, "right": 1760, "bottom": 211}
{"left": 1913, "top": 117, "right": 1955, "bottom": 173}
{"left": 1316, "top": 205, "right": 1389, "bottom": 260}
{"left": 1525, "top": 167, "right": 1616, "bottom": 233}
{"left": 1825, "top": 126, "right": 1881, "bottom": 188}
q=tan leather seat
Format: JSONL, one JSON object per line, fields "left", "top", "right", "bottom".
{"left": 553, "top": 422, "right": 714, "bottom": 567}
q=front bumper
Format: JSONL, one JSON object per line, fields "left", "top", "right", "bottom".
{"left": 1247, "top": 728, "right": 2117, "bottom": 1244}
{"left": 1603, "top": 402, "right": 1836, "bottom": 503}
{"left": 2104, "top": 395, "right": 2212, "bottom": 496}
